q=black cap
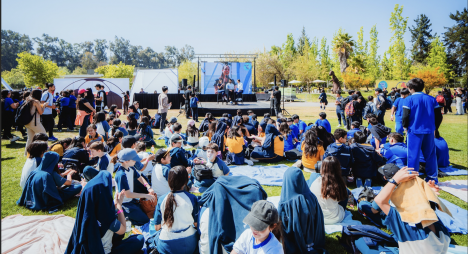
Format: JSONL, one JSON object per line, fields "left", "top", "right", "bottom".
{"left": 121, "top": 135, "right": 137, "bottom": 148}
{"left": 375, "top": 88, "right": 382, "bottom": 93}
{"left": 378, "top": 163, "right": 400, "bottom": 179}
{"left": 169, "top": 117, "right": 178, "bottom": 124}
{"left": 243, "top": 200, "right": 278, "bottom": 231}
{"left": 155, "top": 148, "right": 170, "bottom": 163}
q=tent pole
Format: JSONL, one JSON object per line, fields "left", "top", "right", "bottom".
{"left": 197, "top": 57, "right": 200, "bottom": 92}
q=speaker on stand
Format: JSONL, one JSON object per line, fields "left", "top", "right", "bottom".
{"left": 280, "top": 79, "right": 291, "bottom": 116}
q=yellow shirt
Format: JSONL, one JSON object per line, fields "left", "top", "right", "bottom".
{"left": 110, "top": 143, "right": 122, "bottom": 157}
{"left": 50, "top": 144, "right": 64, "bottom": 157}
{"left": 301, "top": 144, "right": 325, "bottom": 169}
{"left": 85, "top": 134, "right": 104, "bottom": 145}
{"left": 226, "top": 136, "right": 244, "bottom": 154}
{"left": 273, "top": 136, "right": 284, "bottom": 156}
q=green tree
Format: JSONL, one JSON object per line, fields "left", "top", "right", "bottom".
{"left": 409, "top": 14, "right": 435, "bottom": 64}
{"left": 290, "top": 42, "right": 321, "bottom": 88}
{"left": 81, "top": 52, "right": 98, "bottom": 70}
{"left": 58, "top": 66, "right": 71, "bottom": 77}
{"left": 95, "top": 62, "right": 135, "bottom": 86}
{"left": 331, "top": 28, "right": 354, "bottom": 74}
{"left": 80, "top": 41, "right": 94, "bottom": 54}
{"left": 1, "top": 68, "right": 25, "bottom": 86}
{"left": 297, "top": 27, "right": 310, "bottom": 56}
{"left": 177, "top": 61, "right": 197, "bottom": 83}
{"left": 381, "top": 51, "right": 392, "bottom": 80}
{"left": 443, "top": 8, "right": 468, "bottom": 84}
{"left": 94, "top": 39, "right": 108, "bottom": 62}
{"left": 427, "top": 36, "right": 452, "bottom": 80}
{"left": 109, "top": 36, "right": 132, "bottom": 65}
{"left": 1, "top": 30, "right": 33, "bottom": 71}
{"left": 256, "top": 49, "right": 286, "bottom": 87}
{"left": 16, "top": 52, "right": 59, "bottom": 88}
{"left": 388, "top": 4, "right": 410, "bottom": 80}
{"left": 367, "top": 25, "right": 381, "bottom": 85}
{"left": 280, "top": 33, "right": 296, "bottom": 71}
{"left": 71, "top": 66, "right": 87, "bottom": 75}
{"left": 319, "top": 37, "right": 331, "bottom": 81}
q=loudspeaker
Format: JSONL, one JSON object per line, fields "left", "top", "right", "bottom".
{"left": 274, "top": 75, "right": 277, "bottom": 86}
{"left": 182, "top": 79, "right": 188, "bottom": 88}
{"left": 281, "top": 79, "right": 287, "bottom": 87}
{"left": 193, "top": 75, "right": 196, "bottom": 86}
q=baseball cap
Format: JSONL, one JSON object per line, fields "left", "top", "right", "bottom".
{"left": 199, "top": 137, "right": 209, "bottom": 149}
{"left": 117, "top": 148, "right": 142, "bottom": 162}
{"left": 187, "top": 119, "right": 195, "bottom": 126}
{"left": 78, "top": 89, "right": 86, "bottom": 95}
{"left": 169, "top": 117, "right": 178, "bottom": 124}
{"left": 378, "top": 163, "right": 400, "bottom": 179}
{"left": 170, "top": 134, "right": 184, "bottom": 143}
{"left": 243, "top": 200, "right": 279, "bottom": 231}
{"left": 121, "top": 135, "right": 137, "bottom": 148}
{"left": 375, "top": 88, "right": 382, "bottom": 93}
{"left": 155, "top": 148, "right": 170, "bottom": 163}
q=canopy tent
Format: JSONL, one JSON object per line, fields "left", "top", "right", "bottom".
{"left": 288, "top": 80, "right": 302, "bottom": 84}
{"left": 1, "top": 77, "right": 13, "bottom": 90}
{"left": 312, "top": 80, "right": 327, "bottom": 83}
{"left": 130, "top": 69, "right": 178, "bottom": 102}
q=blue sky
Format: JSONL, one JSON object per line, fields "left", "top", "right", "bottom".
{"left": 2, "top": 0, "right": 466, "bottom": 58}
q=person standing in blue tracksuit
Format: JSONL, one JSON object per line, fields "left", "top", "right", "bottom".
{"left": 390, "top": 88, "right": 410, "bottom": 135}
{"left": 402, "top": 78, "right": 442, "bottom": 183}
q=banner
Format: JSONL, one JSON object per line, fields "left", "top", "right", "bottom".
{"left": 376, "top": 80, "right": 409, "bottom": 90}
{"left": 200, "top": 62, "right": 252, "bottom": 94}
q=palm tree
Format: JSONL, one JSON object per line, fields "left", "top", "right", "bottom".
{"left": 348, "top": 54, "right": 366, "bottom": 74}
{"left": 332, "top": 30, "right": 355, "bottom": 73}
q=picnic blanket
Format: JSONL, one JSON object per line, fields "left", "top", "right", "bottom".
{"left": 448, "top": 244, "right": 468, "bottom": 254}
{"left": 1, "top": 214, "right": 75, "bottom": 254}
{"left": 229, "top": 164, "right": 289, "bottom": 186}
{"left": 267, "top": 196, "right": 362, "bottom": 234}
{"left": 439, "top": 180, "right": 468, "bottom": 202}
{"left": 439, "top": 166, "right": 468, "bottom": 176}
{"left": 351, "top": 187, "right": 468, "bottom": 234}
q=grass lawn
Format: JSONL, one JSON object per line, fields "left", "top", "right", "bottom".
{"left": 2, "top": 104, "right": 467, "bottom": 252}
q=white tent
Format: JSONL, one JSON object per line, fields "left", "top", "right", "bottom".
{"left": 1, "top": 77, "right": 13, "bottom": 90}
{"left": 130, "top": 69, "right": 178, "bottom": 101}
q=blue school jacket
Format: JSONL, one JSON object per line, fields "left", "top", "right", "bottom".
{"left": 347, "top": 128, "right": 360, "bottom": 140}
{"left": 380, "top": 142, "right": 408, "bottom": 169}
{"left": 315, "top": 119, "right": 331, "bottom": 133}
{"left": 435, "top": 137, "right": 450, "bottom": 167}
{"left": 350, "top": 143, "right": 387, "bottom": 178}
{"left": 323, "top": 143, "right": 354, "bottom": 176}
{"left": 403, "top": 92, "right": 439, "bottom": 134}
{"left": 170, "top": 147, "right": 194, "bottom": 168}
{"left": 289, "top": 124, "right": 300, "bottom": 139}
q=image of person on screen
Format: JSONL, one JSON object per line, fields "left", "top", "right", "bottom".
{"left": 214, "top": 63, "right": 231, "bottom": 93}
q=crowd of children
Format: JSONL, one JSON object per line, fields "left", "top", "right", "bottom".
{"left": 8, "top": 77, "right": 461, "bottom": 254}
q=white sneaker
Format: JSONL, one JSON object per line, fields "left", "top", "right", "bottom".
{"left": 250, "top": 158, "right": 259, "bottom": 163}
{"left": 337, "top": 124, "right": 341, "bottom": 127}
{"left": 10, "top": 136, "right": 20, "bottom": 142}
{"left": 245, "top": 159, "right": 254, "bottom": 166}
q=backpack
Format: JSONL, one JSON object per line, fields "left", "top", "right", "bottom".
{"left": 345, "top": 102, "right": 356, "bottom": 116}
{"left": 137, "top": 123, "right": 149, "bottom": 141}
{"left": 376, "top": 95, "right": 389, "bottom": 111}
{"left": 357, "top": 186, "right": 376, "bottom": 203}
{"left": 190, "top": 97, "right": 198, "bottom": 108}
{"left": 193, "top": 163, "right": 213, "bottom": 181}
{"left": 341, "top": 96, "right": 350, "bottom": 110}
{"left": 436, "top": 95, "right": 445, "bottom": 103}
{"left": 15, "top": 101, "right": 36, "bottom": 126}
{"left": 338, "top": 225, "right": 399, "bottom": 254}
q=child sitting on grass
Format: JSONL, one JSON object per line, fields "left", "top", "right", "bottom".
{"left": 152, "top": 148, "right": 171, "bottom": 198}
{"left": 84, "top": 124, "right": 104, "bottom": 146}
{"left": 89, "top": 141, "right": 113, "bottom": 174}
{"left": 193, "top": 143, "right": 230, "bottom": 193}
{"left": 226, "top": 125, "right": 254, "bottom": 166}
{"left": 314, "top": 112, "right": 331, "bottom": 133}
{"left": 323, "top": 129, "right": 354, "bottom": 184}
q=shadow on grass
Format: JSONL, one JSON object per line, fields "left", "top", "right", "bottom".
{"left": 449, "top": 148, "right": 462, "bottom": 152}
{"left": 450, "top": 163, "right": 468, "bottom": 170}
{"left": 5, "top": 142, "right": 26, "bottom": 149}
{"left": 1, "top": 157, "right": 15, "bottom": 161}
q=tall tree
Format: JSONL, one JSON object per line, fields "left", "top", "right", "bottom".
{"left": 331, "top": 28, "right": 354, "bottom": 74}
{"left": 297, "top": 27, "right": 310, "bottom": 56}
{"left": 427, "top": 36, "right": 451, "bottom": 80}
{"left": 94, "top": 39, "right": 108, "bottom": 62}
{"left": 1, "top": 30, "right": 33, "bottom": 71}
{"left": 367, "top": 25, "right": 381, "bottom": 85}
{"left": 319, "top": 37, "right": 331, "bottom": 80}
{"left": 164, "top": 46, "right": 179, "bottom": 67}
{"left": 178, "top": 45, "right": 195, "bottom": 64}
{"left": 280, "top": 34, "right": 296, "bottom": 72}
{"left": 409, "top": 14, "right": 434, "bottom": 64}
{"left": 109, "top": 36, "right": 131, "bottom": 65}
{"left": 80, "top": 41, "right": 94, "bottom": 54}
{"left": 81, "top": 52, "right": 98, "bottom": 70}
{"left": 444, "top": 8, "right": 468, "bottom": 85}
{"left": 33, "top": 34, "right": 60, "bottom": 63}
{"left": 388, "top": 4, "right": 410, "bottom": 80}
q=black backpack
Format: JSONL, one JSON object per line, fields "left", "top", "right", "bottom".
{"left": 15, "top": 101, "right": 36, "bottom": 126}
{"left": 341, "top": 96, "right": 350, "bottom": 110}
{"left": 193, "top": 163, "right": 213, "bottom": 181}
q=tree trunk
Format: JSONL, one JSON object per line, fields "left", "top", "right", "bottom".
{"left": 339, "top": 52, "right": 349, "bottom": 73}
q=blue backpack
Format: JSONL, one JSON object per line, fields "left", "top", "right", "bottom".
{"left": 190, "top": 97, "right": 198, "bottom": 108}
{"left": 338, "top": 225, "right": 399, "bottom": 254}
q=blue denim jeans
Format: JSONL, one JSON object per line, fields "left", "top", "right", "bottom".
{"left": 336, "top": 110, "right": 345, "bottom": 125}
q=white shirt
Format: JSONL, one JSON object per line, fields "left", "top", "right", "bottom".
{"left": 206, "top": 159, "right": 226, "bottom": 178}
{"left": 152, "top": 164, "right": 171, "bottom": 198}
{"left": 164, "top": 126, "right": 174, "bottom": 139}
{"left": 310, "top": 176, "right": 345, "bottom": 224}
{"left": 187, "top": 131, "right": 199, "bottom": 144}
{"left": 237, "top": 83, "right": 243, "bottom": 92}
{"left": 159, "top": 192, "right": 197, "bottom": 240}
{"left": 20, "top": 158, "right": 40, "bottom": 189}
{"left": 198, "top": 208, "right": 229, "bottom": 254}
{"left": 233, "top": 228, "right": 284, "bottom": 254}
{"left": 138, "top": 152, "right": 153, "bottom": 176}
{"left": 98, "top": 90, "right": 105, "bottom": 107}
{"left": 226, "top": 83, "right": 235, "bottom": 90}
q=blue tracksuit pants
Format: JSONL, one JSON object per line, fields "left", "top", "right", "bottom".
{"left": 407, "top": 131, "right": 438, "bottom": 183}
{"left": 395, "top": 116, "right": 404, "bottom": 135}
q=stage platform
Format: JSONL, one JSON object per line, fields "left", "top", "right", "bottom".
{"left": 134, "top": 93, "right": 257, "bottom": 109}
{"left": 198, "top": 101, "right": 271, "bottom": 117}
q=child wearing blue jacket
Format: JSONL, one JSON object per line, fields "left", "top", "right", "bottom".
{"left": 434, "top": 130, "right": 450, "bottom": 168}
{"left": 314, "top": 112, "right": 331, "bottom": 133}
{"left": 323, "top": 129, "right": 354, "bottom": 182}
{"left": 379, "top": 133, "right": 408, "bottom": 169}
{"left": 350, "top": 131, "right": 387, "bottom": 187}
{"left": 347, "top": 121, "right": 361, "bottom": 140}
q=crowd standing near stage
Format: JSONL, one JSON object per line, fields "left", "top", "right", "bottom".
{"left": 1, "top": 77, "right": 467, "bottom": 254}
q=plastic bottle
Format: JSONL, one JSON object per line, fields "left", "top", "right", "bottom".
{"left": 151, "top": 145, "right": 155, "bottom": 154}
